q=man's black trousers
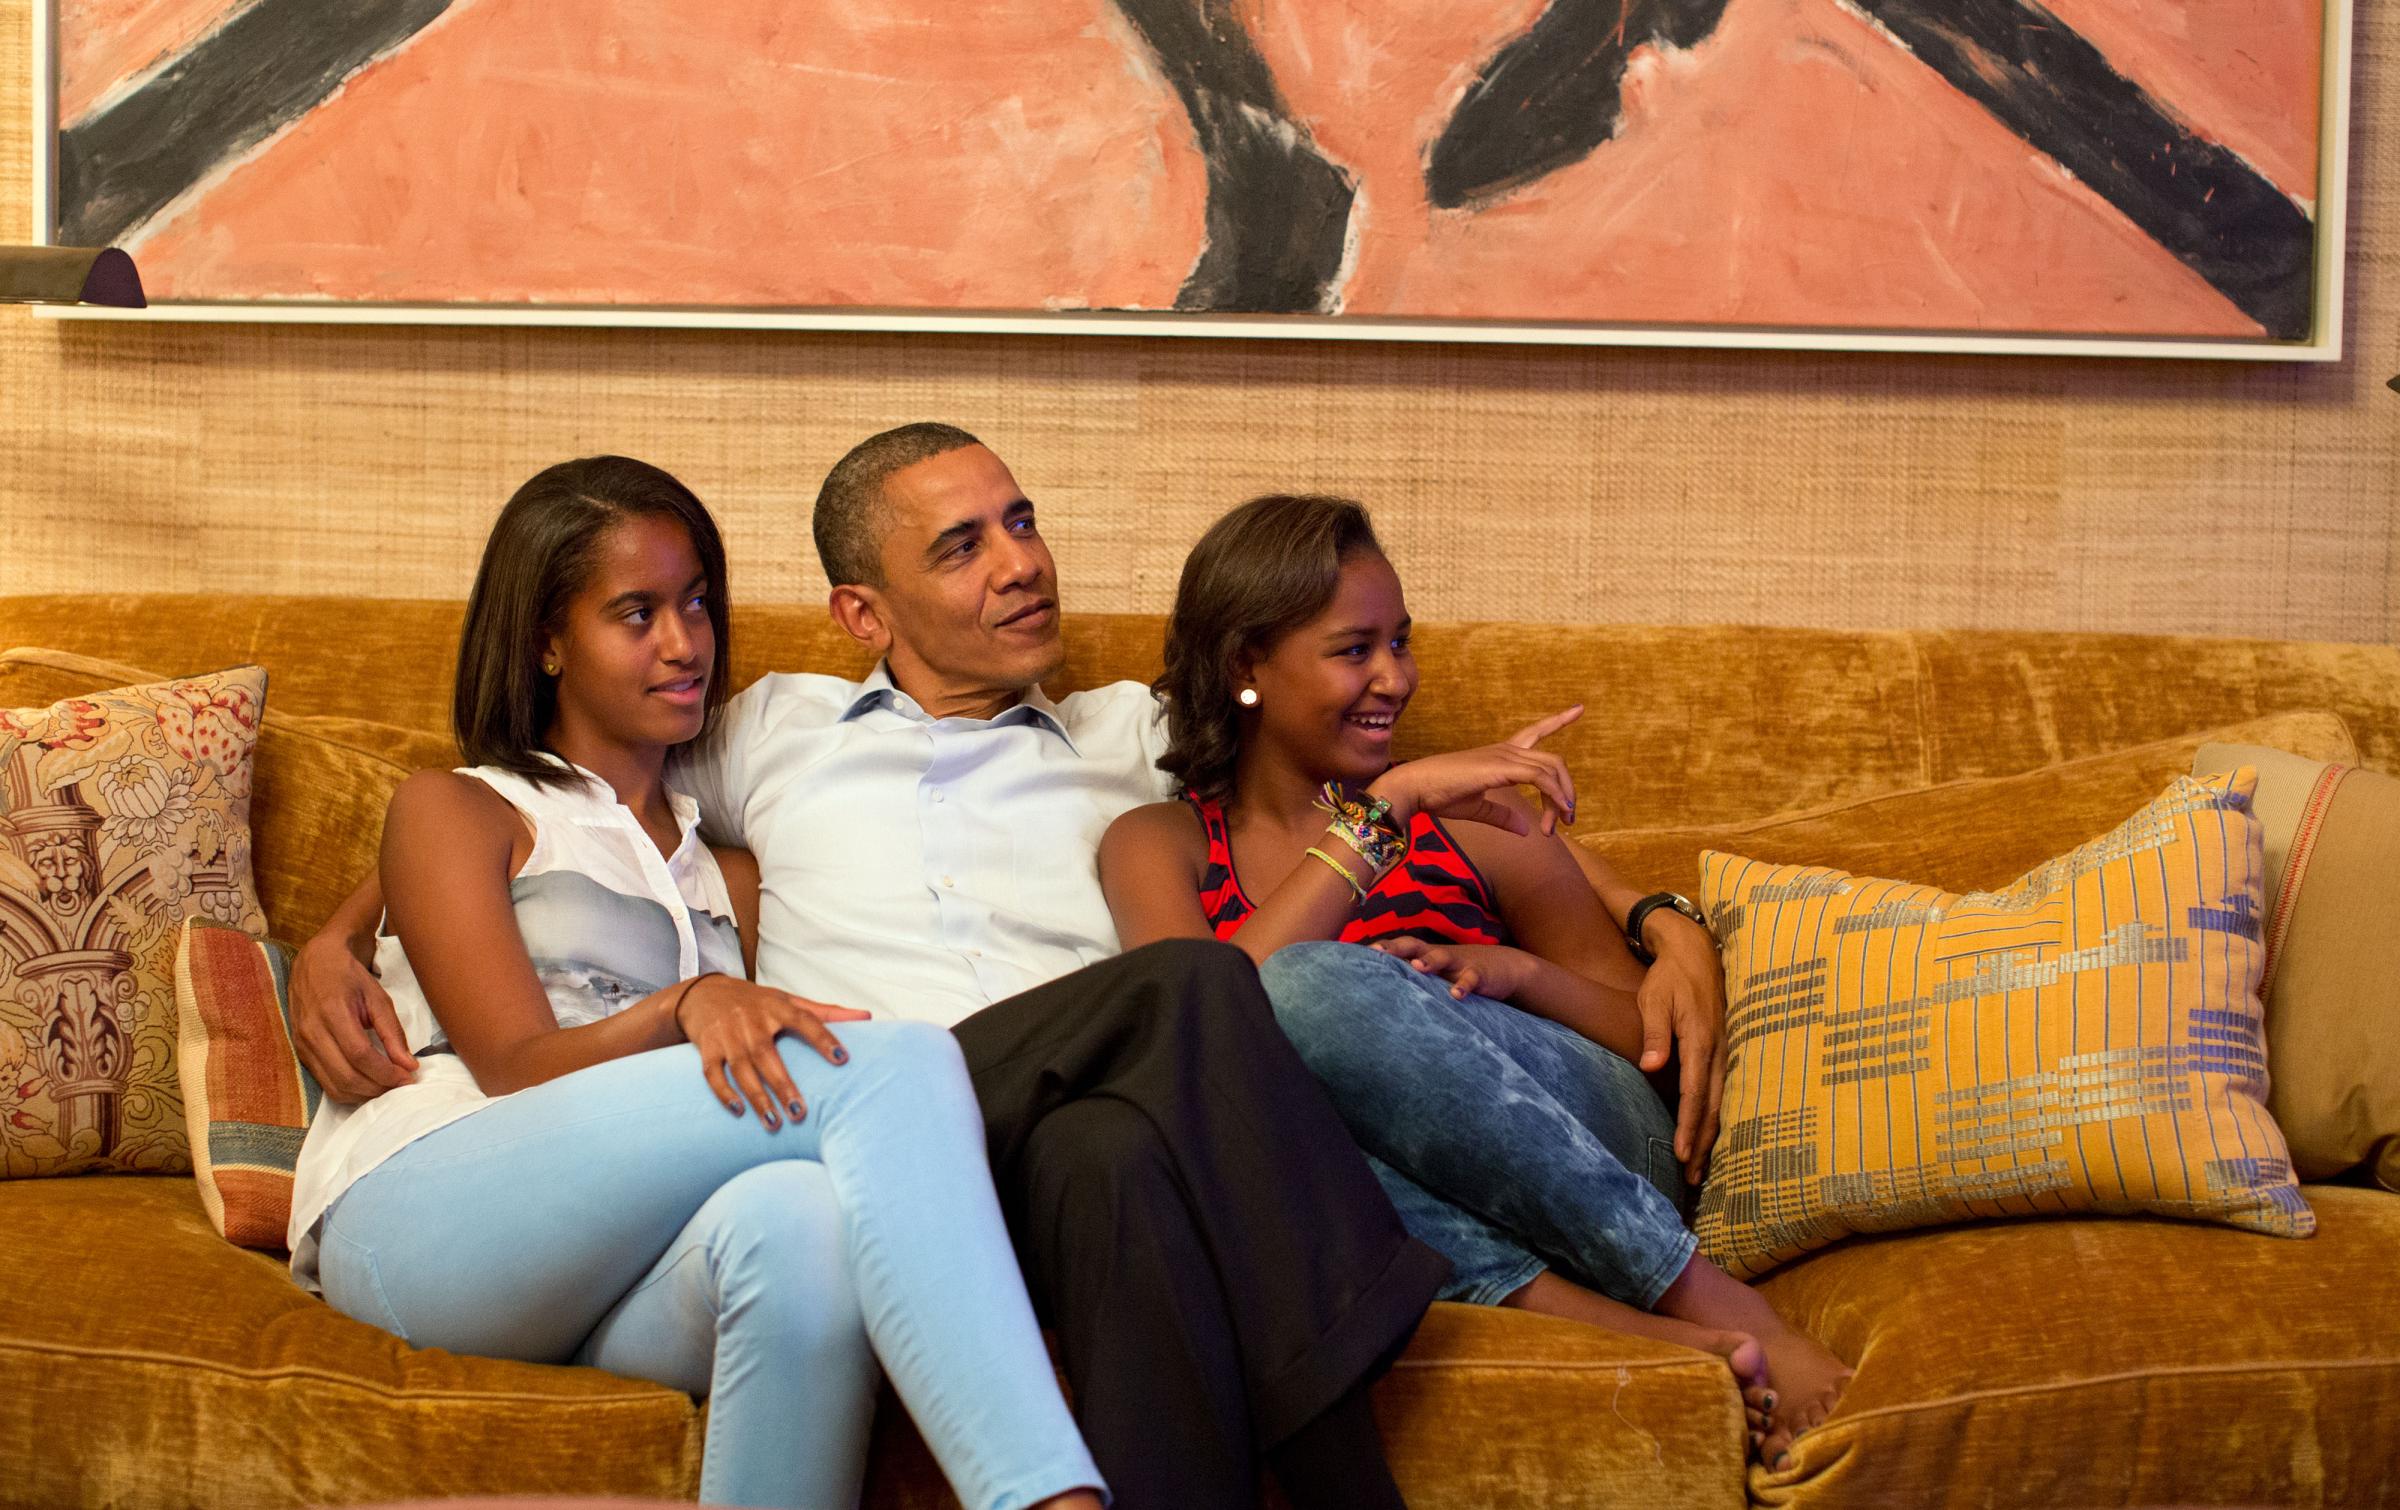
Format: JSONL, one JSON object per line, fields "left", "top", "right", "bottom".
{"left": 952, "top": 938, "right": 1450, "bottom": 1506}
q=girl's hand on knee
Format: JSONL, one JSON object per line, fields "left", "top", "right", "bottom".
{"left": 1372, "top": 939, "right": 1536, "bottom": 1002}
{"left": 671, "top": 976, "right": 870, "bottom": 1130}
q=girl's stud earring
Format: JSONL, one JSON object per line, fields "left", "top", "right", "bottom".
{"left": 1237, "top": 687, "right": 1259, "bottom": 708}
{"left": 543, "top": 662, "right": 560, "bottom": 676}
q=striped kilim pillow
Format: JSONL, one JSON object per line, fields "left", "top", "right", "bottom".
{"left": 1694, "top": 767, "right": 2312, "bottom": 1280}
{"left": 174, "top": 919, "right": 320, "bottom": 1249}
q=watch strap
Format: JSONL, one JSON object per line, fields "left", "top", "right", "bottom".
{"left": 1624, "top": 891, "right": 1707, "bottom": 965}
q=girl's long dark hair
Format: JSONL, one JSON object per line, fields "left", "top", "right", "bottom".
{"left": 454, "top": 456, "right": 732, "bottom": 788}
{"left": 1154, "top": 493, "right": 1382, "bottom": 802}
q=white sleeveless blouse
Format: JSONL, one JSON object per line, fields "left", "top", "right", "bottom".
{"left": 288, "top": 760, "right": 744, "bottom": 1291}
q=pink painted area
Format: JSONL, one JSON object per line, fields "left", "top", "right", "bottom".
{"left": 2032, "top": 0, "right": 2321, "bottom": 201}
{"left": 135, "top": 0, "right": 1206, "bottom": 308}
{"left": 117, "top": 0, "right": 2310, "bottom": 335}
{"left": 1259, "top": 0, "right": 2258, "bottom": 334}
{"left": 58, "top": 0, "right": 252, "bottom": 126}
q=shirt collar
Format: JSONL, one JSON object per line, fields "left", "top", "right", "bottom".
{"left": 841, "top": 661, "right": 1080, "bottom": 754}
{"left": 535, "top": 752, "right": 705, "bottom": 841}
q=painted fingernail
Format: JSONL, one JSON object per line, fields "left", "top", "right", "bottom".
{"left": 727, "top": 1099, "right": 744, "bottom": 1117}
{"left": 833, "top": 1048, "right": 849, "bottom": 1064}
{"left": 788, "top": 1098, "right": 806, "bottom": 1117}
{"left": 1763, "top": 1391, "right": 1777, "bottom": 1412}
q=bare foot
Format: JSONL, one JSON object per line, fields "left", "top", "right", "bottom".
{"left": 1649, "top": 1256, "right": 1854, "bottom": 1470}
{"left": 1747, "top": 1317, "right": 1852, "bottom": 1469}
{"left": 1503, "top": 1269, "right": 1771, "bottom": 1412}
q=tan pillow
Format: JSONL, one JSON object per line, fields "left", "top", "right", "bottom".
{"left": 2194, "top": 742, "right": 2400, "bottom": 1189}
{"left": 3, "top": 648, "right": 451, "bottom": 943}
{"left": 0, "top": 656, "right": 269, "bottom": 1178}
{"left": 1582, "top": 710, "right": 2358, "bottom": 897}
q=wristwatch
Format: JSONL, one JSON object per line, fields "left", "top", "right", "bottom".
{"left": 1623, "top": 892, "right": 1710, "bottom": 965}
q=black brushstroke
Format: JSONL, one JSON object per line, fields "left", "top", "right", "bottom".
{"left": 1111, "top": 0, "right": 1356, "bottom": 313}
{"left": 1425, "top": 0, "right": 1729, "bottom": 212}
{"left": 1428, "top": 0, "right": 2315, "bottom": 339}
{"left": 1852, "top": 0, "right": 2314, "bottom": 339}
{"left": 57, "top": 0, "right": 452, "bottom": 247}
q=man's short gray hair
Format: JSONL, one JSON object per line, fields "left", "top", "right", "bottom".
{"left": 813, "top": 422, "right": 984, "bottom": 588}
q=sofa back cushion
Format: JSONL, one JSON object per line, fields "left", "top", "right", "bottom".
{"left": 2, "top": 647, "right": 454, "bottom": 946}
{"left": 1585, "top": 709, "right": 2358, "bottom": 896}
{"left": 4, "top": 597, "right": 2394, "bottom": 833}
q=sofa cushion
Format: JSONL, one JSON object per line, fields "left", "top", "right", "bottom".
{"left": 1693, "top": 769, "right": 2310, "bottom": 1280}
{"left": 0, "top": 1177, "right": 704, "bottom": 1508}
{"left": 1756, "top": 1184, "right": 2400, "bottom": 1509}
{"left": 1, "top": 657, "right": 269, "bottom": 1179}
{"left": 1583, "top": 708, "right": 2358, "bottom": 897}
{"left": 175, "top": 920, "right": 318, "bottom": 1249}
{"left": 2195, "top": 742, "right": 2400, "bottom": 1190}
{"left": 10, "top": 598, "right": 2397, "bottom": 829}
{"left": 0, "top": 1177, "right": 1751, "bottom": 1509}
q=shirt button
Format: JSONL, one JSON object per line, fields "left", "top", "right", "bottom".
{"left": 931, "top": 789, "right": 945, "bottom": 803}
{"left": 942, "top": 875, "right": 956, "bottom": 888}
{"left": 969, "top": 948, "right": 984, "bottom": 958}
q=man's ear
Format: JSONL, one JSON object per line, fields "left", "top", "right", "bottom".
{"left": 827, "top": 584, "right": 892, "bottom": 657}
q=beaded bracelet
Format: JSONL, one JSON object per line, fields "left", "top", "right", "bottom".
{"left": 1314, "top": 780, "right": 1407, "bottom": 876}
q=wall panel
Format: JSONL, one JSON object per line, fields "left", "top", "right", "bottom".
{"left": 3, "top": 0, "right": 2393, "bottom": 642}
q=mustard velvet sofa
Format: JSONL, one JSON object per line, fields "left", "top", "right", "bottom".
{"left": 3, "top": 593, "right": 2397, "bottom": 1510}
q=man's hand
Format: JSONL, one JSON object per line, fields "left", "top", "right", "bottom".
{"left": 1633, "top": 913, "right": 1727, "bottom": 1186}
{"left": 290, "top": 931, "right": 417, "bottom": 1103}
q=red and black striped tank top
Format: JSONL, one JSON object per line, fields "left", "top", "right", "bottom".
{"left": 1184, "top": 793, "right": 1511, "bottom": 948}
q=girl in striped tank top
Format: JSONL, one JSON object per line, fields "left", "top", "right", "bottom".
{"left": 1099, "top": 494, "right": 1852, "bottom": 1469}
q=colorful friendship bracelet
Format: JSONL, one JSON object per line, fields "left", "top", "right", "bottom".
{"left": 1313, "top": 780, "right": 1407, "bottom": 876}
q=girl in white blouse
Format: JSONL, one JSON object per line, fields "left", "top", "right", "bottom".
{"left": 289, "top": 457, "right": 1102, "bottom": 1510}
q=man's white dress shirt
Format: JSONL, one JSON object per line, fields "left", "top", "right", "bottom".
{"left": 676, "top": 663, "right": 1174, "bottom": 1027}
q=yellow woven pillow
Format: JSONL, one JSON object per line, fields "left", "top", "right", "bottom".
{"left": 1694, "top": 768, "right": 2311, "bottom": 1280}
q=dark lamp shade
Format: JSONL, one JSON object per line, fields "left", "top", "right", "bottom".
{"left": 0, "top": 246, "right": 147, "bottom": 307}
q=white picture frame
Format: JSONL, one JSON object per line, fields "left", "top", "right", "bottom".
{"left": 29, "top": 0, "right": 2356, "bottom": 361}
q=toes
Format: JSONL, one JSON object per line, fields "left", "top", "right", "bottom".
{"left": 1726, "top": 1335, "right": 1768, "bottom": 1391}
{"left": 1758, "top": 1423, "right": 1796, "bottom": 1470}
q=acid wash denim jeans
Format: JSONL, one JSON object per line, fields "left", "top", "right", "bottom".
{"left": 1258, "top": 941, "right": 1698, "bottom": 1309}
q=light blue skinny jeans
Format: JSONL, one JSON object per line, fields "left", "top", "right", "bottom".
{"left": 317, "top": 1020, "right": 1102, "bottom": 1510}
{"left": 1259, "top": 941, "right": 1698, "bottom": 1309}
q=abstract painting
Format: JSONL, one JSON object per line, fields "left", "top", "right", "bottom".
{"left": 42, "top": 0, "right": 2343, "bottom": 348}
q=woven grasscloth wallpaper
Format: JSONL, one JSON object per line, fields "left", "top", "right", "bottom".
{"left": 4, "top": 0, "right": 2394, "bottom": 641}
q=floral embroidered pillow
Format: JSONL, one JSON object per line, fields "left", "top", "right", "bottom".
{"left": 0, "top": 664, "right": 268, "bottom": 1179}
